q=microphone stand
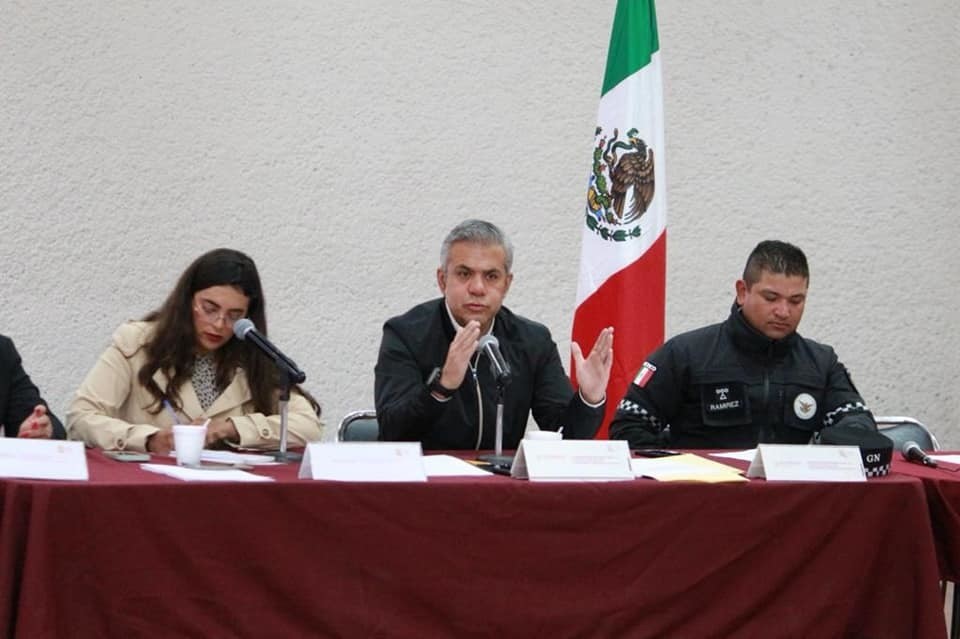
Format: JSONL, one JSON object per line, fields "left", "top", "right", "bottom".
{"left": 273, "top": 361, "right": 305, "bottom": 463}
{"left": 478, "top": 377, "right": 513, "bottom": 469}
{"left": 494, "top": 382, "right": 506, "bottom": 458}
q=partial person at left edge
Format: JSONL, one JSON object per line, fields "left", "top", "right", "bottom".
{"left": 67, "top": 248, "right": 323, "bottom": 453}
{"left": 0, "top": 335, "right": 66, "bottom": 439}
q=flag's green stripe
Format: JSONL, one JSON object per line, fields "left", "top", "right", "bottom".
{"left": 601, "top": 0, "right": 660, "bottom": 96}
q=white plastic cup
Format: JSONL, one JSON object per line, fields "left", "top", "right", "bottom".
{"left": 524, "top": 429, "right": 562, "bottom": 441}
{"left": 173, "top": 424, "right": 207, "bottom": 466}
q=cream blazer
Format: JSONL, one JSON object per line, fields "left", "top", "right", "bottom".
{"left": 67, "top": 322, "right": 323, "bottom": 451}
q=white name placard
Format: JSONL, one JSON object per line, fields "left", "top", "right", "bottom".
{"left": 299, "top": 442, "right": 426, "bottom": 482}
{"left": 746, "top": 444, "right": 866, "bottom": 482}
{"left": 511, "top": 439, "right": 633, "bottom": 481}
{"left": 0, "top": 439, "right": 89, "bottom": 480}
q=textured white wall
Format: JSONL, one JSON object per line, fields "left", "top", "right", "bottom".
{"left": 2, "top": 1, "right": 958, "bottom": 445}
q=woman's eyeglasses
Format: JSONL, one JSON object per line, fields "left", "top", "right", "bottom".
{"left": 194, "top": 300, "right": 246, "bottom": 327}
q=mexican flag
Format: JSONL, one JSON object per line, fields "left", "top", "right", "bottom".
{"left": 571, "top": 0, "right": 666, "bottom": 438}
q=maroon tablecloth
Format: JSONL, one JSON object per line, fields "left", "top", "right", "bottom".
{"left": 0, "top": 450, "right": 948, "bottom": 638}
{"left": 892, "top": 456, "right": 960, "bottom": 582}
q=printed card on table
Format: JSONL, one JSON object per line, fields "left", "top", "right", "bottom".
{"left": 511, "top": 439, "right": 633, "bottom": 481}
{"left": 0, "top": 439, "right": 89, "bottom": 480}
{"left": 299, "top": 442, "right": 426, "bottom": 482}
{"left": 746, "top": 444, "right": 865, "bottom": 482}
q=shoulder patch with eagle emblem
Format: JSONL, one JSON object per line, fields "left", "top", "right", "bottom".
{"left": 793, "top": 393, "right": 817, "bottom": 420}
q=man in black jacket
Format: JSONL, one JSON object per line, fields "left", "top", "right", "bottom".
{"left": 0, "top": 334, "right": 66, "bottom": 439}
{"left": 609, "top": 240, "right": 876, "bottom": 449}
{"left": 375, "top": 219, "right": 614, "bottom": 450}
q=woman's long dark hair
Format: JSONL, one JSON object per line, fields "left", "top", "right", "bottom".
{"left": 137, "top": 248, "right": 277, "bottom": 415}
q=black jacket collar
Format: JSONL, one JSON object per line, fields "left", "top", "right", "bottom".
{"left": 726, "top": 302, "right": 799, "bottom": 358}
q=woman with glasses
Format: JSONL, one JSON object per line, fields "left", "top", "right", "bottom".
{"left": 67, "top": 248, "right": 323, "bottom": 453}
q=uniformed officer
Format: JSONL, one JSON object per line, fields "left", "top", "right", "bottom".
{"left": 609, "top": 240, "right": 876, "bottom": 449}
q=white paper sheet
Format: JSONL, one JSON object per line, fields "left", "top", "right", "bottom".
{"left": 709, "top": 449, "right": 758, "bottom": 462}
{"left": 167, "top": 450, "right": 280, "bottom": 465}
{"left": 422, "top": 455, "right": 496, "bottom": 477}
{"left": 141, "top": 463, "right": 274, "bottom": 482}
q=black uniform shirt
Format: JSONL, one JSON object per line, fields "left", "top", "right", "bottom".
{"left": 609, "top": 304, "right": 875, "bottom": 449}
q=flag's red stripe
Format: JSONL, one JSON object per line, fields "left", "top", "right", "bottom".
{"left": 571, "top": 231, "right": 666, "bottom": 439}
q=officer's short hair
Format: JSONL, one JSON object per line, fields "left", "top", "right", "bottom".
{"left": 743, "top": 240, "right": 809, "bottom": 286}
{"left": 440, "top": 219, "right": 514, "bottom": 274}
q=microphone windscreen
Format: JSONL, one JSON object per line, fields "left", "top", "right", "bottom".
{"left": 233, "top": 318, "right": 255, "bottom": 340}
{"left": 477, "top": 334, "right": 499, "bottom": 351}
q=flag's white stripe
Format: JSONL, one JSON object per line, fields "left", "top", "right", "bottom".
{"left": 575, "top": 52, "right": 666, "bottom": 306}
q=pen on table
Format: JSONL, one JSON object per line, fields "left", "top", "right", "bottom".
{"left": 162, "top": 400, "right": 181, "bottom": 425}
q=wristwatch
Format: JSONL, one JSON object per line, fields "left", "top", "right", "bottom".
{"left": 426, "top": 367, "right": 456, "bottom": 399}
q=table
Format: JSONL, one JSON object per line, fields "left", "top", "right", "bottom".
{"left": 0, "top": 451, "right": 948, "bottom": 638}
{"left": 892, "top": 457, "right": 960, "bottom": 581}
{"left": 892, "top": 456, "right": 960, "bottom": 638}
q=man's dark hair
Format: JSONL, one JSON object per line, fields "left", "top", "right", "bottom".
{"left": 742, "top": 240, "right": 809, "bottom": 286}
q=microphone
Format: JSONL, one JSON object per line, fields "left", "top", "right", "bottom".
{"left": 476, "top": 335, "right": 512, "bottom": 386}
{"left": 901, "top": 440, "right": 938, "bottom": 468}
{"left": 232, "top": 318, "right": 306, "bottom": 383}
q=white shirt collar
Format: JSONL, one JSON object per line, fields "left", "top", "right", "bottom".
{"left": 444, "top": 300, "right": 495, "bottom": 336}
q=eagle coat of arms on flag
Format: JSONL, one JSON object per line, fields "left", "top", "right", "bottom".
{"left": 586, "top": 125, "right": 655, "bottom": 242}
